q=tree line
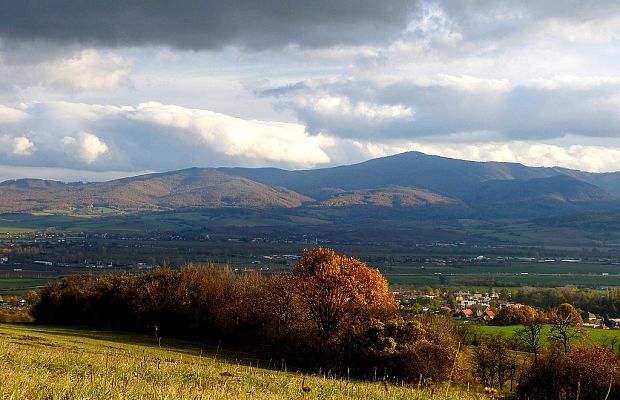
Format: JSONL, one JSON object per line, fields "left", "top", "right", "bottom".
{"left": 515, "top": 285, "right": 620, "bottom": 316}
{"left": 32, "top": 247, "right": 463, "bottom": 383}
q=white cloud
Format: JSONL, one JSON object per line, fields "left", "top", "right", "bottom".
{"left": 42, "top": 49, "right": 131, "bottom": 91}
{"left": 0, "top": 47, "right": 131, "bottom": 94}
{"left": 62, "top": 132, "right": 108, "bottom": 163}
{"left": 12, "top": 136, "right": 34, "bottom": 155}
{"left": 0, "top": 104, "right": 28, "bottom": 123}
{"left": 128, "top": 101, "right": 330, "bottom": 167}
{"left": 423, "top": 74, "right": 512, "bottom": 92}
{"left": 0, "top": 134, "right": 34, "bottom": 156}
{"left": 394, "top": 141, "right": 620, "bottom": 173}
{"left": 528, "top": 75, "right": 620, "bottom": 90}
{"left": 298, "top": 95, "right": 413, "bottom": 120}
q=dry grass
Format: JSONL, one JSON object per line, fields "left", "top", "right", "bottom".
{"left": 0, "top": 323, "right": 490, "bottom": 399}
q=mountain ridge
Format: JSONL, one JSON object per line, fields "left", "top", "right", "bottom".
{"left": 2, "top": 151, "right": 620, "bottom": 218}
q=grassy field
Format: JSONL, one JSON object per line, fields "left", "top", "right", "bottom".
{"left": 382, "top": 261, "right": 620, "bottom": 288}
{"left": 0, "top": 278, "right": 50, "bottom": 291}
{"left": 0, "top": 323, "right": 490, "bottom": 400}
{"left": 477, "top": 324, "right": 620, "bottom": 348}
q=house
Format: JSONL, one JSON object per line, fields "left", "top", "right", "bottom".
{"left": 582, "top": 312, "right": 601, "bottom": 327}
{"left": 457, "top": 308, "right": 475, "bottom": 319}
{"left": 482, "top": 310, "right": 495, "bottom": 322}
{"left": 459, "top": 300, "right": 476, "bottom": 308}
{"left": 583, "top": 312, "right": 598, "bottom": 323}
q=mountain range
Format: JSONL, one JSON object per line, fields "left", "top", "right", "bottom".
{"left": 2, "top": 151, "right": 620, "bottom": 219}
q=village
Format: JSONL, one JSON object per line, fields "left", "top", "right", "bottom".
{"left": 393, "top": 289, "right": 620, "bottom": 328}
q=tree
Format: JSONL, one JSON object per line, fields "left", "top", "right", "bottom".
{"left": 548, "top": 303, "right": 583, "bottom": 353}
{"left": 23, "top": 290, "right": 40, "bottom": 306}
{"left": 472, "top": 334, "right": 518, "bottom": 390}
{"left": 514, "top": 309, "right": 546, "bottom": 362}
{"left": 493, "top": 304, "right": 539, "bottom": 326}
{"left": 291, "top": 247, "right": 396, "bottom": 353}
{"left": 515, "top": 320, "right": 544, "bottom": 363}
{"left": 517, "top": 346, "right": 620, "bottom": 400}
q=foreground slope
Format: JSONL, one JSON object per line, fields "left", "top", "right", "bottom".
{"left": 0, "top": 323, "right": 485, "bottom": 399}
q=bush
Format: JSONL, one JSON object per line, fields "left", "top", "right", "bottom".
{"left": 517, "top": 346, "right": 620, "bottom": 400}
{"left": 392, "top": 339, "right": 455, "bottom": 385}
{"left": 0, "top": 308, "right": 33, "bottom": 323}
{"left": 354, "top": 316, "right": 460, "bottom": 384}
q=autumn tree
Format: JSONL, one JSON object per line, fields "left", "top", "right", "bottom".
{"left": 549, "top": 303, "right": 583, "bottom": 353}
{"left": 493, "top": 304, "right": 539, "bottom": 326}
{"left": 472, "top": 334, "right": 518, "bottom": 391}
{"left": 23, "top": 290, "right": 41, "bottom": 307}
{"left": 291, "top": 247, "right": 397, "bottom": 354}
{"left": 514, "top": 309, "right": 546, "bottom": 362}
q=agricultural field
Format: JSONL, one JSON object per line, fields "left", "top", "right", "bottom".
{"left": 0, "top": 323, "right": 488, "bottom": 400}
{"left": 0, "top": 278, "right": 50, "bottom": 292}
{"left": 382, "top": 261, "right": 620, "bottom": 288}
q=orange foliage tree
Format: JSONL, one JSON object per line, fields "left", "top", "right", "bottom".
{"left": 291, "top": 247, "right": 396, "bottom": 352}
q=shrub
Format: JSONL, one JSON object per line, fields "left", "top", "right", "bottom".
{"left": 517, "top": 345, "right": 620, "bottom": 400}
{"left": 0, "top": 308, "right": 33, "bottom": 323}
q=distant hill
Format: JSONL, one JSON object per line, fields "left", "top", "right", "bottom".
{"left": 0, "top": 169, "right": 311, "bottom": 213}
{"left": 1, "top": 151, "right": 620, "bottom": 218}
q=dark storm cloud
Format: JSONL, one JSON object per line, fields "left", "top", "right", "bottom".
{"left": 0, "top": 1, "right": 415, "bottom": 50}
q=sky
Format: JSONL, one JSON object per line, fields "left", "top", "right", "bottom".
{"left": 2, "top": 0, "right": 620, "bottom": 181}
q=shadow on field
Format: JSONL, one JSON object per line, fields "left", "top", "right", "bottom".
{"left": 5, "top": 323, "right": 260, "bottom": 366}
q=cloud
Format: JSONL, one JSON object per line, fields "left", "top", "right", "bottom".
{"left": 437, "top": 1, "right": 620, "bottom": 45}
{"left": 61, "top": 132, "right": 109, "bottom": 163}
{"left": 0, "top": 48, "right": 131, "bottom": 93}
{"left": 42, "top": 49, "right": 131, "bottom": 91}
{"left": 0, "top": 1, "right": 415, "bottom": 50}
{"left": 3, "top": 100, "right": 620, "bottom": 176}
{"left": 128, "top": 102, "right": 330, "bottom": 167}
{"left": 403, "top": 141, "right": 620, "bottom": 173}
{"left": 0, "top": 104, "right": 28, "bottom": 123}
{"left": 0, "top": 165, "right": 150, "bottom": 183}
{"left": 11, "top": 136, "right": 34, "bottom": 155}
{"left": 259, "top": 75, "right": 620, "bottom": 140}
{"left": 0, "top": 100, "right": 331, "bottom": 172}
{"left": 0, "top": 134, "right": 34, "bottom": 156}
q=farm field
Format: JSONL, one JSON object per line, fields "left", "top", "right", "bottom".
{"left": 382, "top": 261, "right": 620, "bottom": 288}
{"left": 385, "top": 271, "right": 620, "bottom": 288}
{"left": 0, "top": 323, "right": 488, "bottom": 400}
{"left": 0, "top": 278, "right": 50, "bottom": 291}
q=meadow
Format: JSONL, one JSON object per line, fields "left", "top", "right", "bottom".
{"left": 0, "top": 323, "right": 489, "bottom": 400}
{"left": 477, "top": 324, "right": 620, "bottom": 348}
{"left": 0, "top": 278, "right": 50, "bottom": 291}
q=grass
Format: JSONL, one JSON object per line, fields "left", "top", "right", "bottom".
{"left": 477, "top": 324, "right": 620, "bottom": 348}
{"left": 0, "top": 278, "right": 50, "bottom": 291}
{"left": 0, "top": 323, "right": 490, "bottom": 400}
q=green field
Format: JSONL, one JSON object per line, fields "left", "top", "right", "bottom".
{"left": 0, "top": 278, "right": 50, "bottom": 291}
{"left": 477, "top": 324, "right": 620, "bottom": 348}
{"left": 382, "top": 261, "right": 620, "bottom": 288}
{"left": 0, "top": 323, "right": 488, "bottom": 399}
